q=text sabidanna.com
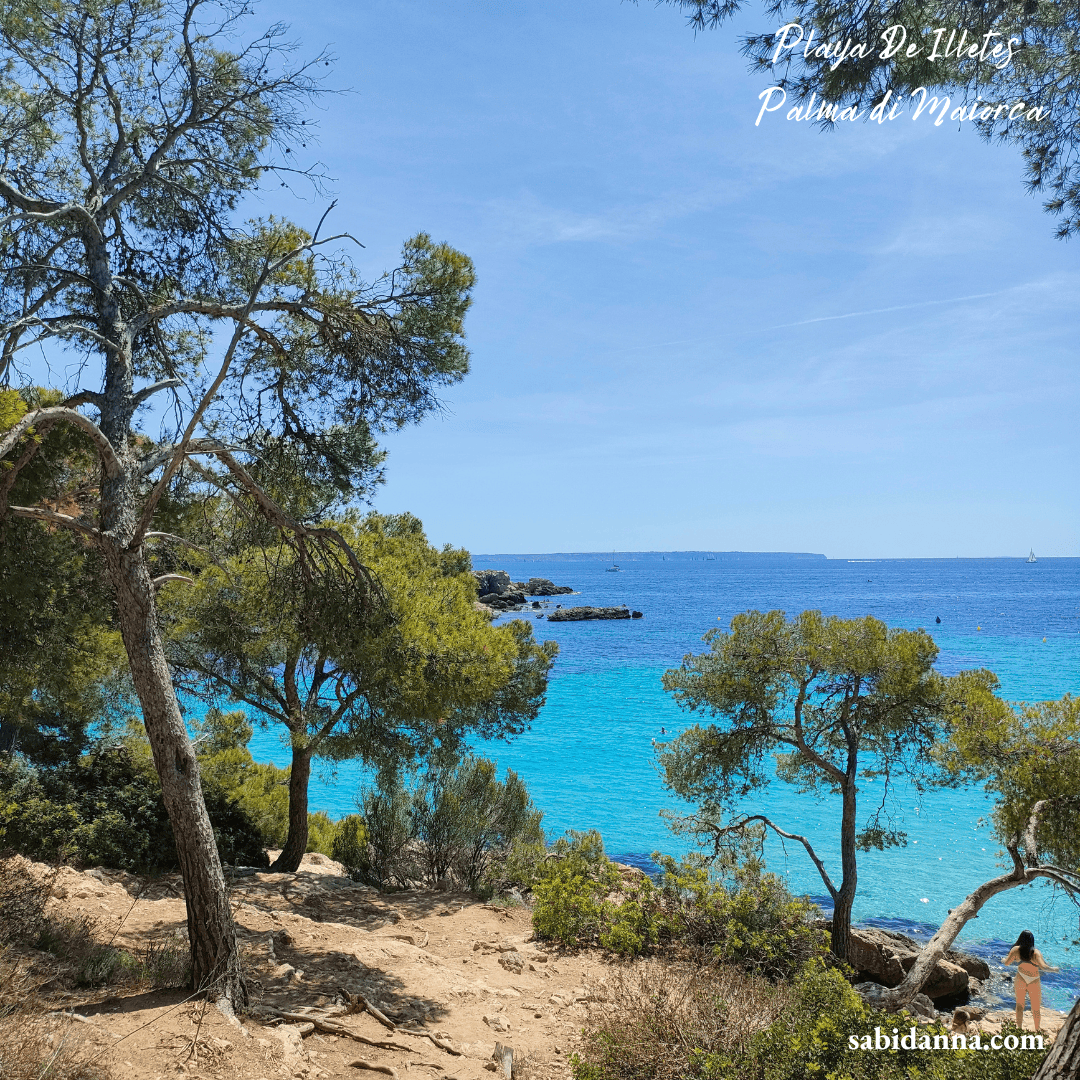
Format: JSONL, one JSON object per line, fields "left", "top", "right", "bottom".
{"left": 850, "top": 1027, "right": 1045, "bottom": 1052}
{"left": 755, "top": 87, "right": 1047, "bottom": 127}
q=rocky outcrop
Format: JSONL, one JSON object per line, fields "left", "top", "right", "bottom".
{"left": 515, "top": 578, "right": 573, "bottom": 596}
{"left": 841, "top": 926, "right": 982, "bottom": 1001}
{"left": 547, "top": 606, "right": 642, "bottom": 622}
{"left": 473, "top": 570, "right": 573, "bottom": 611}
{"left": 479, "top": 590, "right": 526, "bottom": 610}
{"left": 945, "top": 949, "right": 991, "bottom": 982}
{"left": 474, "top": 570, "right": 512, "bottom": 597}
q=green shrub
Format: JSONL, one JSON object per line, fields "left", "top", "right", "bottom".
{"left": 737, "top": 963, "right": 1046, "bottom": 1080}
{"left": 653, "top": 854, "right": 828, "bottom": 978}
{"left": 411, "top": 755, "right": 545, "bottom": 890}
{"left": 306, "top": 811, "right": 339, "bottom": 856}
{"left": 531, "top": 838, "right": 827, "bottom": 972}
{"left": 532, "top": 830, "right": 621, "bottom": 947}
{"left": 360, "top": 771, "right": 415, "bottom": 886}
{"left": 571, "top": 960, "right": 1047, "bottom": 1080}
{"left": 0, "top": 729, "right": 269, "bottom": 872}
{"left": 329, "top": 814, "right": 369, "bottom": 873}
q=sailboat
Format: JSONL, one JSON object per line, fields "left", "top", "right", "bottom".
{"left": 1027, "top": 549, "right": 1037, "bottom": 563}
{"left": 606, "top": 551, "right": 621, "bottom": 572}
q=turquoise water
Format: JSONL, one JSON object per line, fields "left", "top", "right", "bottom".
{"left": 244, "top": 555, "right": 1080, "bottom": 1006}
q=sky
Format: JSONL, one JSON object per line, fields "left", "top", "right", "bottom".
{"left": 99, "top": 2, "right": 1080, "bottom": 557}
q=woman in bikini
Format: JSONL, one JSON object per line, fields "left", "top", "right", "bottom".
{"left": 1002, "top": 930, "right": 1059, "bottom": 1030}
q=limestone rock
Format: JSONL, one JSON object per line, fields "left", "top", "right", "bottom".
{"left": 945, "top": 950, "right": 992, "bottom": 982}
{"left": 498, "top": 952, "right": 525, "bottom": 974}
{"left": 474, "top": 570, "right": 512, "bottom": 597}
{"left": 842, "top": 926, "right": 969, "bottom": 1000}
{"left": 546, "top": 606, "right": 633, "bottom": 622}
{"left": 519, "top": 578, "right": 573, "bottom": 596}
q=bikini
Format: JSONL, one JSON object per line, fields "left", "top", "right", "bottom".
{"left": 1016, "top": 965, "right": 1041, "bottom": 985}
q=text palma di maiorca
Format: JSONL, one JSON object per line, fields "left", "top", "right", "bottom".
{"left": 755, "top": 23, "right": 1048, "bottom": 128}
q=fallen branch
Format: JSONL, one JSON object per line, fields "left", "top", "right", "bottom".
{"left": 348, "top": 1060, "right": 399, "bottom": 1079}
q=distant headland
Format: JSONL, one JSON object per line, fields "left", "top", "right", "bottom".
{"left": 473, "top": 550, "right": 829, "bottom": 564}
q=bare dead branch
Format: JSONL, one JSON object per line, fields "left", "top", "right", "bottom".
{"left": 7, "top": 504, "right": 102, "bottom": 542}
{"left": 0, "top": 407, "right": 121, "bottom": 478}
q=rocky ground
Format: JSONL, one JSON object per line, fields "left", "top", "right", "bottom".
{"left": 6, "top": 855, "right": 1069, "bottom": 1080}
{"left": 8, "top": 854, "right": 620, "bottom": 1080}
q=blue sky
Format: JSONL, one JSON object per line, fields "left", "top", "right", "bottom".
{"left": 239, "top": 2, "right": 1077, "bottom": 557}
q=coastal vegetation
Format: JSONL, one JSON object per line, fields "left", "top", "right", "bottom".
{"left": 658, "top": 610, "right": 1000, "bottom": 962}
{"left": 160, "top": 510, "right": 556, "bottom": 873}
{"left": 0, "top": 0, "right": 483, "bottom": 1002}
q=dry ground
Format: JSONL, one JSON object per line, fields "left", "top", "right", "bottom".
{"left": 6, "top": 854, "right": 1069, "bottom": 1080}
{"left": 6, "top": 854, "right": 623, "bottom": 1080}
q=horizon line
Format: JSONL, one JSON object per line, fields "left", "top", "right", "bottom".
{"left": 471, "top": 550, "right": 1068, "bottom": 561}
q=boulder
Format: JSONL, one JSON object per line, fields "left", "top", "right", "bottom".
{"left": 945, "top": 949, "right": 992, "bottom": 982}
{"left": 853, "top": 983, "right": 937, "bottom": 1019}
{"left": 478, "top": 590, "right": 526, "bottom": 611}
{"left": 546, "top": 606, "right": 633, "bottom": 622}
{"left": 842, "top": 926, "right": 969, "bottom": 1001}
{"left": 474, "top": 570, "right": 512, "bottom": 597}
{"left": 520, "top": 577, "right": 574, "bottom": 596}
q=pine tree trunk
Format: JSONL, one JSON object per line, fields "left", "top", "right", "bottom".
{"left": 830, "top": 882, "right": 855, "bottom": 960}
{"left": 831, "top": 776, "right": 858, "bottom": 962}
{"left": 109, "top": 543, "right": 246, "bottom": 1004}
{"left": 271, "top": 744, "right": 312, "bottom": 873}
{"left": 1034, "top": 996, "right": 1080, "bottom": 1078}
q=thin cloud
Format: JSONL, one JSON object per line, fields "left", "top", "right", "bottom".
{"left": 766, "top": 290, "right": 1007, "bottom": 330}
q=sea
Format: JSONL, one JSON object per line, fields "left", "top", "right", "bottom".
{"left": 245, "top": 553, "right": 1080, "bottom": 1009}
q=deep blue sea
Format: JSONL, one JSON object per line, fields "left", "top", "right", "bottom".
{"left": 245, "top": 554, "right": 1080, "bottom": 1008}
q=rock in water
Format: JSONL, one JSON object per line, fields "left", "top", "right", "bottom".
{"left": 840, "top": 925, "right": 973, "bottom": 1000}
{"left": 944, "top": 950, "right": 991, "bottom": 982}
{"left": 519, "top": 578, "right": 573, "bottom": 596}
{"left": 474, "top": 570, "right": 512, "bottom": 597}
{"left": 546, "top": 606, "right": 634, "bottom": 622}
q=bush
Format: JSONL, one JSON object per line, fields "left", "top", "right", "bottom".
{"left": 737, "top": 964, "right": 1046, "bottom": 1080}
{"left": 532, "top": 831, "right": 621, "bottom": 947}
{"left": 306, "top": 811, "right": 340, "bottom": 857}
{"left": 411, "top": 755, "right": 545, "bottom": 890}
{"left": 0, "top": 734, "right": 269, "bottom": 872}
{"left": 570, "top": 958, "right": 791, "bottom": 1080}
{"left": 360, "top": 771, "right": 416, "bottom": 887}
{"left": 348, "top": 756, "right": 545, "bottom": 891}
{"left": 329, "top": 814, "right": 369, "bottom": 875}
{"left": 652, "top": 854, "right": 828, "bottom": 978}
{"left": 530, "top": 839, "right": 827, "bottom": 974}
{"left": 571, "top": 960, "right": 1047, "bottom": 1080}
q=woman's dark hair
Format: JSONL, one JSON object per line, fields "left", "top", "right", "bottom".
{"left": 1015, "top": 930, "right": 1035, "bottom": 963}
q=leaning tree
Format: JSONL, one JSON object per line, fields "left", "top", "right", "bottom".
{"left": 876, "top": 691, "right": 1080, "bottom": 1076}
{"left": 658, "top": 609, "right": 996, "bottom": 962}
{"left": 0, "top": 0, "right": 474, "bottom": 1003}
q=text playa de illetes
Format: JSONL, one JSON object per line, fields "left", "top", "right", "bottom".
{"left": 771, "top": 23, "right": 1021, "bottom": 71}
{"left": 755, "top": 87, "right": 1049, "bottom": 127}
